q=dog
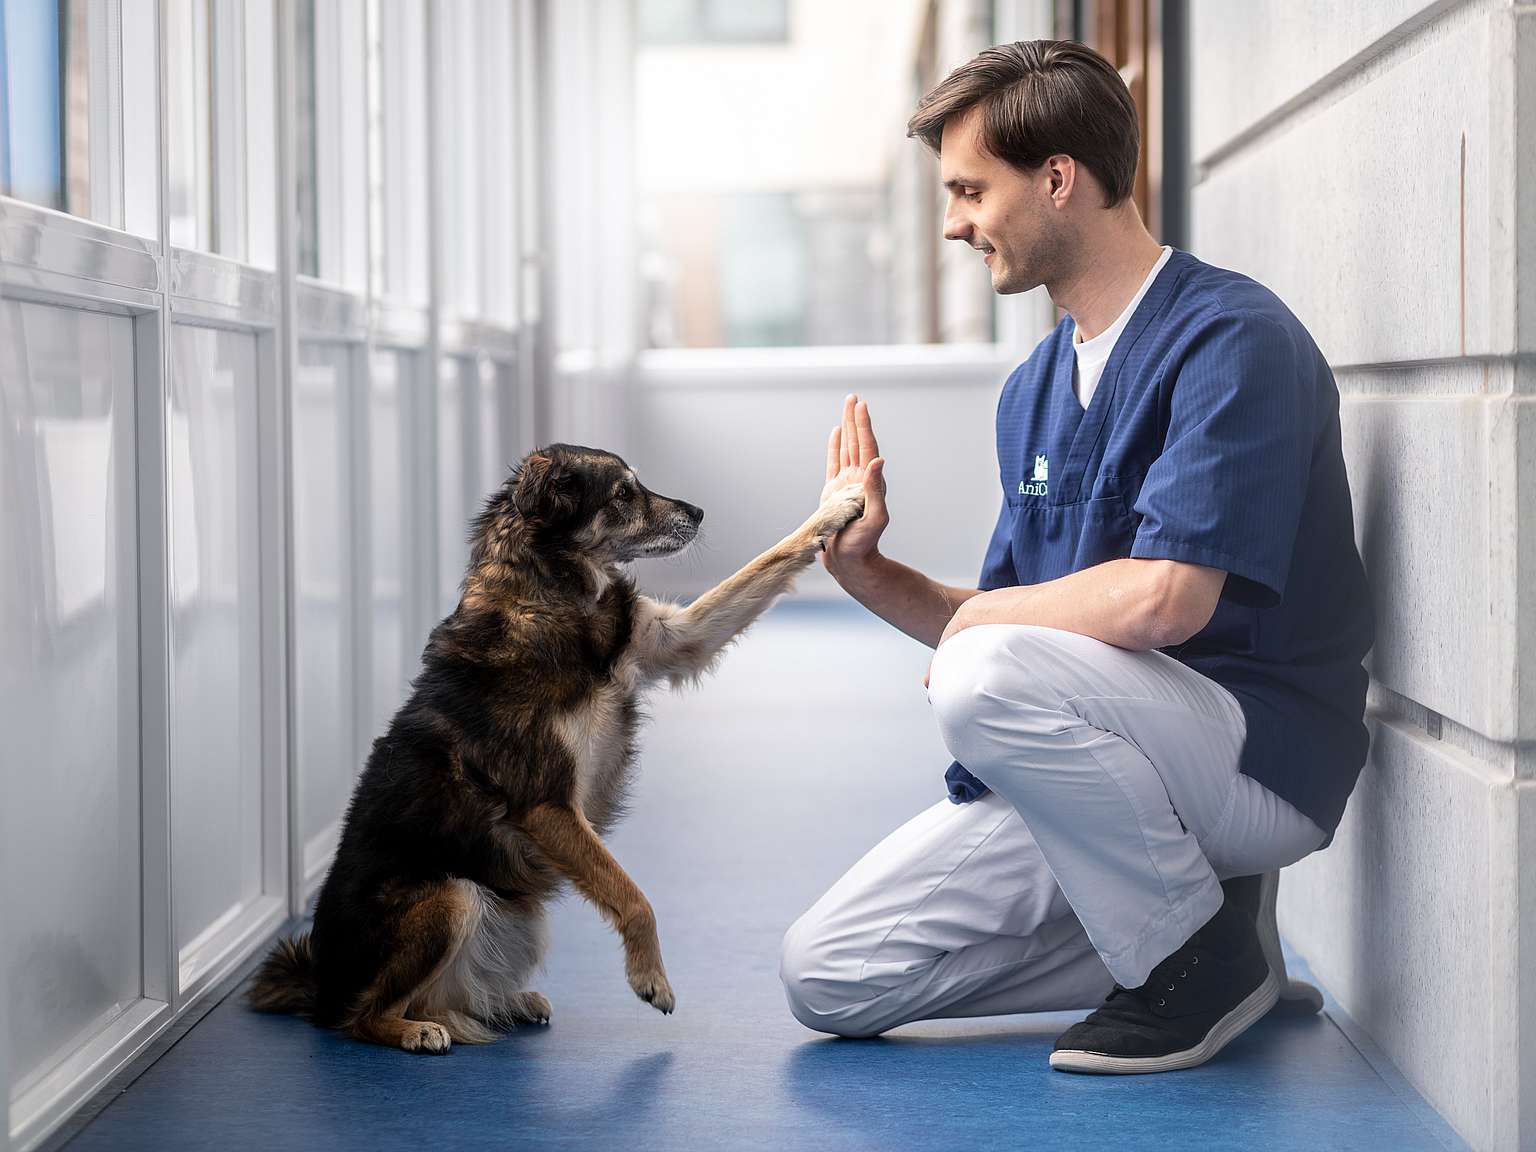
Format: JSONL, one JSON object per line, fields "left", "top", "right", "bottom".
{"left": 249, "top": 443, "right": 866, "bottom": 1052}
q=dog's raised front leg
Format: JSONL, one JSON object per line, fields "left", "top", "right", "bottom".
{"left": 520, "top": 804, "right": 674, "bottom": 1013}
{"left": 634, "top": 485, "right": 866, "bottom": 683}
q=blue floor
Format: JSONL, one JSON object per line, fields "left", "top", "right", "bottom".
{"left": 64, "top": 602, "right": 1467, "bottom": 1151}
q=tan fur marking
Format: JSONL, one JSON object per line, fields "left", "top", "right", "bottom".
{"left": 520, "top": 804, "right": 675, "bottom": 1013}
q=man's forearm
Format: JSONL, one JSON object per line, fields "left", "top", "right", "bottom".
{"left": 943, "top": 559, "right": 1195, "bottom": 652}
{"left": 829, "top": 551, "right": 982, "bottom": 648}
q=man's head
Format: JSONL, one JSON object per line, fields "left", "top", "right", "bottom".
{"left": 907, "top": 40, "right": 1141, "bottom": 295}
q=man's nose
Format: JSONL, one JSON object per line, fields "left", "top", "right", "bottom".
{"left": 942, "top": 206, "right": 972, "bottom": 243}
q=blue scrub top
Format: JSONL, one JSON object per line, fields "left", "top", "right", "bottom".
{"left": 944, "top": 249, "right": 1374, "bottom": 836}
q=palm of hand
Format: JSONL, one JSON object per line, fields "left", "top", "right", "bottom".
{"left": 820, "top": 395, "right": 888, "bottom": 565}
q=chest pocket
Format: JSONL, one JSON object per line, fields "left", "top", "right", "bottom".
{"left": 1007, "top": 492, "right": 1139, "bottom": 586}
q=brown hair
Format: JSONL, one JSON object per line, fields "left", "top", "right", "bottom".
{"left": 907, "top": 40, "right": 1139, "bottom": 207}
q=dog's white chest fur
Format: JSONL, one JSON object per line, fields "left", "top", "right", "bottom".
{"left": 553, "top": 663, "right": 638, "bottom": 818}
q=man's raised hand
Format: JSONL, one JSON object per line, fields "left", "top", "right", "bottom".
{"left": 819, "top": 394, "right": 889, "bottom": 573}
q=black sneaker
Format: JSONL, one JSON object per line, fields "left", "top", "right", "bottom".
{"left": 1049, "top": 895, "right": 1279, "bottom": 1074}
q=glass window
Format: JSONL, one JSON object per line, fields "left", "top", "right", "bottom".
{"left": 295, "top": 0, "right": 319, "bottom": 276}
{"left": 1, "top": 0, "right": 119, "bottom": 225}
{"left": 434, "top": 1, "right": 481, "bottom": 320}
{"left": 369, "top": 0, "right": 429, "bottom": 307}
{"left": 638, "top": 0, "right": 789, "bottom": 45}
{"left": 634, "top": 0, "right": 997, "bottom": 348}
{"left": 165, "top": 0, "right": 213, "bottom": 251}
{"left": 430, "top": 0, "right": 519, "bottom": 325}
{"left": 295, "top": 0, "right": 367, "bottom": 286}
{"left": 163, "top": 0, "right": 276, "bottom": 262}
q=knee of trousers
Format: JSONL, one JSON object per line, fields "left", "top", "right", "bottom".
{"left": 777, "top": 912, "right": 887, "bottom": 1039}
{"left": 928, "top": 624, "right": 1061, "bottom": 769}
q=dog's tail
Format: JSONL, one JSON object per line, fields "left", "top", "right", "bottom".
{"left": 247, "top": 932, "right": 318, "bottom": 1016}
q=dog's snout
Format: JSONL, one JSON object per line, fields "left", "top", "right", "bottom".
{"left": 678, "top": 501, "right": 704, "bottom": 526}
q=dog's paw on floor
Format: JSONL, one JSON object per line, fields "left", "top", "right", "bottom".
{"left": 628, "top": 969, "right": 676, "bottom": 1014}
{"left": 400, "top": 1022, "right": 452, "bottom": 1054}
{"left": 503, "top": 991, "right": 553, "bottom": 1026}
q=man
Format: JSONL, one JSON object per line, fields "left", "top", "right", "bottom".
{"left": 778, "top": 40, "right": 1373, "bottom": 1074}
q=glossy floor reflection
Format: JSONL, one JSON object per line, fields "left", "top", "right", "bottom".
{"left": 63, "top": 602, "right": 1467, "bottom": 1151}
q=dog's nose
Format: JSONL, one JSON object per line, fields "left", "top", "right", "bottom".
{"left": 681, "top": 501, "right": 704, "bottom": 526}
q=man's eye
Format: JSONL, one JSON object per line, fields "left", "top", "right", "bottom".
{"left": 965, "top": 191, "right": 981, "bottom": 202}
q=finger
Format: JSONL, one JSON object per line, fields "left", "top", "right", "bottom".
{"left": 843, "top": 394, "right": 859, "bottom": 470}
{"left": 825, "top": 425, "right": 840, "bottom": 482}
{"left": 855, "top": 399, "right": 878, "bottom": 465}
{"left": 839, "top": 396, "right": 854, "bottom": 471}
{"left": 923, "top": 664, "right": 931, "bottom": 689}
{"left": 864, "top": 457, "right": 888, "bottom": 512}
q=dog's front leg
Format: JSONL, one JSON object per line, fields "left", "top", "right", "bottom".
{"left": 634, "top": 485, "right": 866, "bottom": 683}
{"left": 520, "top": 804, "right": 674, "bottom": 1013}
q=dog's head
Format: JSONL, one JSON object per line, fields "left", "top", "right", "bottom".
{"left": 479, "top": 444, "right": 704, "bottom": 565}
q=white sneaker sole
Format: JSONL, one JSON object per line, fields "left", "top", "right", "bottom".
{"left": 1049, "top": 970, "right": 1280, "bottom": 1075}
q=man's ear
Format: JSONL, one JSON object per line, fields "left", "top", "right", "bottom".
{"left": 513, "top": 452, "right": 579, "bottom": 526}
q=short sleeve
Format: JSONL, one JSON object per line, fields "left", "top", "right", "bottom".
{"left": 977, "top": 498, "right": 1018, "bottom": 591}
{"left": 1130, "top": 312, "right": 1314, "bottom": 610}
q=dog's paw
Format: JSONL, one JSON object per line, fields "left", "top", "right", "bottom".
{"left": 810, "top": 485, "right": 867, "bottom": 549}
{"left": 628, "top": 967, "right": 676, "bottom": 1015}
{"left": 401, "top": 1021, "right": 452, "bottom": 1054}
{"left": 506, "top": 990, "right": 552, "bottom": 1026}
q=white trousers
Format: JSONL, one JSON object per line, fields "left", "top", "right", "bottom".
{"left": 779, "top": 623, "right": 1326, "bottom": 1039}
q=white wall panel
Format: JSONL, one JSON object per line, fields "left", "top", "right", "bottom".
{"left": 1337, "top": 381, "right": 1531, "bottom": 742}
{"left": 367, "top": 349, "right": 411, "bottom": 736}
{"left": 0, "top": 301, "right": 141, "bottom": 1100}
{"left": 293, "top": 342, "right": 356, "bottom": 883}
{"left": 1280, "top": 716, "right": 1527, "bottom": 1152}
{"left": 1188, "top": 0, "right": 1449, "bottom": 161}
{"left": 436, "top": 358, "right": 471, "bottom": 614}
{"left": 1191, "top": 5, "right": 1508, "bottom": 367}
{"left": 475, "top": 357, "right": 505, "bottom": 496}
{"left": 167, "top": 325, "right": 263, "bottom": 955}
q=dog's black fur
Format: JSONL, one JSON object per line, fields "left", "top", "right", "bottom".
{"left": 250, "top": 444, "right": 864, "bottom": 1052}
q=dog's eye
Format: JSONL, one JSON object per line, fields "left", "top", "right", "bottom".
{"left": 614, "top": 483, "right": 633, "bottom": 503}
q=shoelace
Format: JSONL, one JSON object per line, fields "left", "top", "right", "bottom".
{"left": 1106, "top": 947, "right": 1202, "bottom": 1009}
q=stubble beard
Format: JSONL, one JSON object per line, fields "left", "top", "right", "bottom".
{"left": 990, "top": 224, "right": 1062, "bottom": 296}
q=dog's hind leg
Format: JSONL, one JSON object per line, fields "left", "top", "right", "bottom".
{"left": 346, "top": 879, "right": 479, "bottom": 1054}
{"left": 413, "top": 887, "right": 551, "bottom": 1040}
{"left": 497, "top": 990, "right": 553, "bottom": 1027}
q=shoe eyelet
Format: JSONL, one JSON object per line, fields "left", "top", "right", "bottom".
{"left": 1157, "top": 998, "right": 1166, "bottom": 1007}
{"left": 1191, "top": 956, "right": 1199, "bottom": 965}
{"left": 1165, "top": 983, "right": 1175, "bottom": 992}
{"left": 1179, "top": 970, "right": 1187, "bottom": 979}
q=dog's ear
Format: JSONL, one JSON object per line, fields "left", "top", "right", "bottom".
{"left": 513, "top": 452, "right": 580, "bottom": 526}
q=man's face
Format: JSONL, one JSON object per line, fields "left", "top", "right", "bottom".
{"left": 939, "top": 108, "right": 1061, "bottom": 295}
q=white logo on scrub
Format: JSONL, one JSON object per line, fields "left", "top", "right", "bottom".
{"left": 1019, "top": 453, "right": 1049, "bottom": 498}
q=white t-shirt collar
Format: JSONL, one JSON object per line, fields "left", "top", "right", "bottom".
{"left": 1072, "top": 246, "right": 1174, "bottom": 368}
